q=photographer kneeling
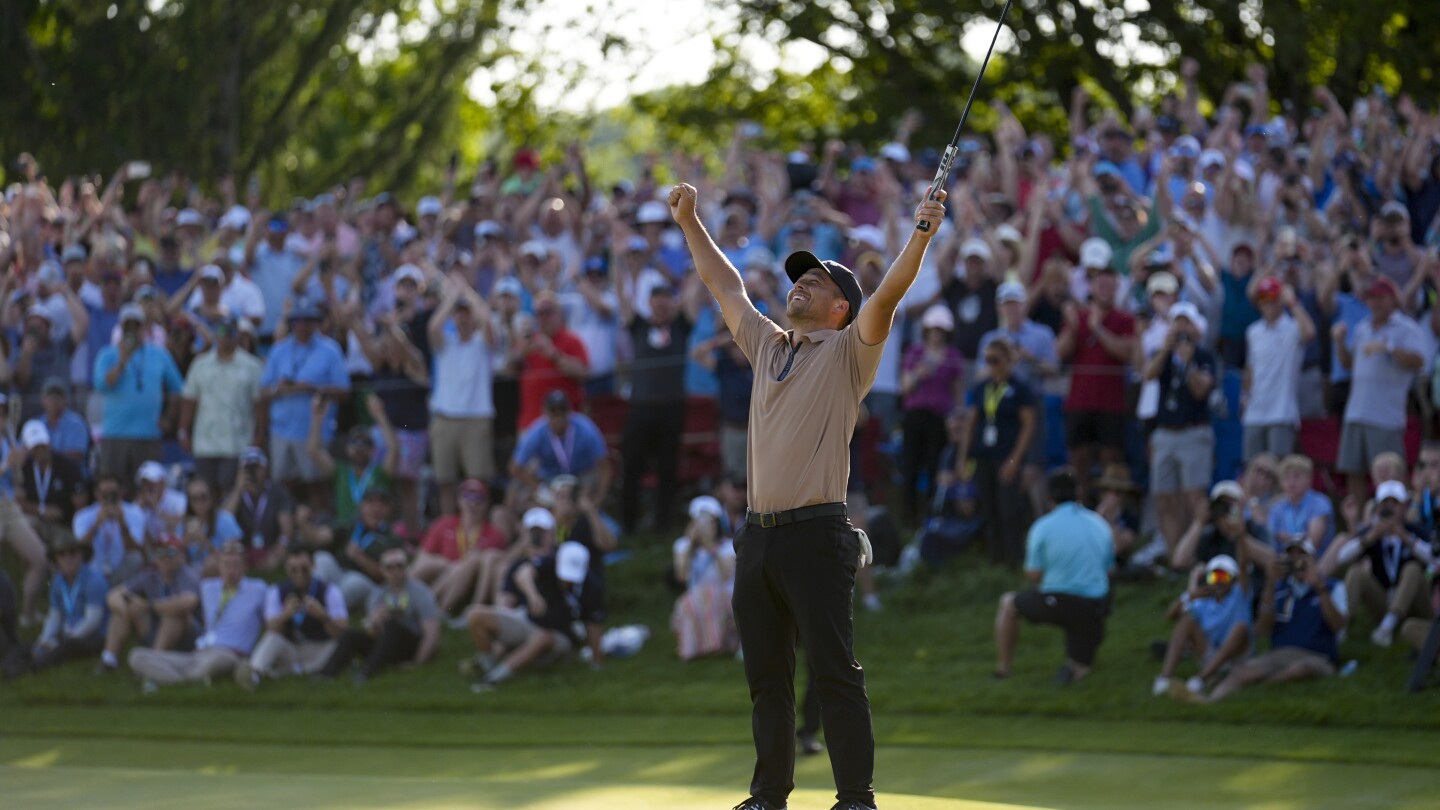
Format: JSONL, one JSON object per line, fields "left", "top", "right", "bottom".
{"left": 1329, "top": 481, "right": 1435, "bottom": 648}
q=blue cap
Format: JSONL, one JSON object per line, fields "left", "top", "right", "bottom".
{"left": 583, "top": 256, "right": 608, "bottom": 275}
{"left": 1244, "top": 124, "right": 1269, "bottom": 138}
{"left": 1093, "top": 161, "right": 1123, "bottom": 178}
{"left": 268, "top": 216, "right": 290, "bottom": 233}
{"left": 287, "top": 304, "right": 323, "bottom": 321}
{"left": 851, "top": 157, "right": 876, "bottom": 173}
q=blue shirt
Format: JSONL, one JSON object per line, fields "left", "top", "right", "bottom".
{"left": 260, "top": 335, "right": 350, "bottom": 442}
{"left": 513, "top": 414, "right": 608, "bottom": 479}
{"left": 84, "top": 304, "right": 121, "bottom": 380}
{"left": 50, "top": 567, "right": 110, "bottom": 637}
{"left": 43, "top": 409, "right": 91, "bottom": 459}
{"left": 1272, "top": 577, "right": 1347, "bottom": 662}
{"left": 1267, "top": 491, "right": 1336, "bottom": 553}
{"left": 73, "top": 502, "right": 149, "bottom": 579}
{"left": 185, "top": 511, "right": 245, "bottom": 569}
{"left": 685, "top": 305, "right": 720, "bottom": 398}
{"left": 0, "top": 435, "right": 13, "bottom": 498}
{"left": 1328, "top": 292, "right": 1371, "bottom": 383}
{"left": 248, "top": 244, "right": 308, "bottom": 337}
{"left": 1024, "top": 502, "right": 1114, "bottom": 599}
{"left": 1189, "top": 584, "right": 1252, "bottom": 649}
{"left": 198, "top": 577, "right": 268, "bottom": 655}
{"left": 979, "top": 321, "right": 1059, "bottom": 386}
{"left": 93, "top": 344, "right": 184, "bottom": 440}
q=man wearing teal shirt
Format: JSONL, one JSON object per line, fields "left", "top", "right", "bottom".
{"left": 994, "top": 469, "right": 1115, "bottom": 684}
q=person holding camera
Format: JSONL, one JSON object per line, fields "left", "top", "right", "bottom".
{"left": 238, "top": 546, "right": 347, "bottom": 690}
{"left": 12, "top": 280, "right": 88, "bottom": 424}
{"left": 96, "top": 532, "right": 200, "bottom": 675}
{"left": 671, "top": 495, "right": 737, "bottom": 661}
{"left": 71, "top": 473, "right": 148, "bottom": 586}
{"left": 1172, "top": 480, "right": 1276, "bottom": 575}
{"left": 318, "top": 546, "right": 440, "bottom": 685}
{"left": 1199, "top": 538, "right": 1348, "bottom": 703}
{"left": 1241, "top": 277, "right": 1315, "bottom": 461}
{"left": 1329, "top": 481, "right": 1435, "bottom": 648}
{"left": 1153, "top": 553, "right": 1253, "bottom": 698}
{"left": 1142, "top": 302, "right": 1216, "bottom": 562}
{"left": 93, "top": 304, "right": 183, "bottom": 484}
{"left": 221, "top": 447, "right": 296, "bottom": 572}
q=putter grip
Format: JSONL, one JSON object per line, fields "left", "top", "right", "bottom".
{"left": 917, "top": 146, "right": 957, "bottom": 232}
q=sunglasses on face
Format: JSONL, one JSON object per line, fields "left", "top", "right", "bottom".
{"left": 983, "top": 354, "right": 1006, "bottom": 365}
{"left": 383, "top": 562, "right": 406, "bottom": 571}
{"left": 1205, "top": 569, "right": 1235, "bottom": 586}
{"left": 152, "top": 548, "right": 179, "bottom": 559}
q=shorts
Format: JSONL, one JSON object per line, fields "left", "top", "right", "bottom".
{"left": 1012, "top": 588, "right": 1109, "bottom": 667}
{"left": 721, "top": 424, "right": 747, "bottom": 484}
{"left": 1150, "top": 425, "right": 1214, "bottom": 494}
{"left": 270, "top": 436, "right": 323, "bottom": 484}
{"left": 490, "top": 608, "right": 573, "bottom": 663}
{"left": 1336, "top": 422, "right": 1405, "bottom": 475}
{"left": 393, "top": 429, "right": 429, "bottom": 481}
{"left": 1242, "top": 424, "right": 1297, "bottom": 462}
{"left": 1065, "top": 410, "right": 1126, "bottom": 451}
{"left": 1244, "top": 646, "right": 1335, "bottom": 679}
{"left": 430, "top": 416, "right": 495, "bottom": 484}
{"left": 98, "top": 439, "right": 162, "bottom": 485}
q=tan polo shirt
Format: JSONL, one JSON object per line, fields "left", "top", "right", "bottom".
{"left": 735, "top": 308, "right": 885, "bottom": 513}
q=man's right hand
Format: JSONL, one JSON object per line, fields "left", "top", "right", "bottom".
{"left": 668, "top": 183, "right": 699, "bottom": 226}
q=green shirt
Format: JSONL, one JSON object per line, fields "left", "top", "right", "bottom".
{"left": 332, "top": 461, "right": 391, "bottom": 528}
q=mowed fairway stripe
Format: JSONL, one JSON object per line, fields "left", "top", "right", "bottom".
{"left": 2, "top": 737, "right": 1437, "bottom": 809}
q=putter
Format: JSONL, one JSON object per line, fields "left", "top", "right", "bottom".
{"left": 917, "top": 0, "right": 1015, "bottom": 232}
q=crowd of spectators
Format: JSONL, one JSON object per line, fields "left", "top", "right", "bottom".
{"left": 2, "top": 57, "right": 1440, "bottom": 698}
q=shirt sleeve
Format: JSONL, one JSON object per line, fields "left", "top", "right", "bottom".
{"left": 182, "top": 361, "right": 202, "bottom": 399}
{"left": 263, "top": 585, "right": 283, "bottom": 620}
{"left": 412, "top": 582, "right": 440, "bottom": 620}
{"left": 512, "top": 425, "right": 540, "bottom": 466}
{"left": 324, "top": 345, "right": 352, "bottom": 390}
{"left": 325, "top": 583, "right": 349, "bottom": 621}
{"left": 213, "top": 511, "right": 244, "bottom": 544}
{"left": 733, "top": 307, "right": 783, "bottom": 366}
{"left": 843, "top": 322, "right": 886, "bottom": 394}
{"left": 1023, "top": 521, "right": 1045, "bottom": 572}
{"left": 93, "top": 347, "right": 119, "bottom": 390}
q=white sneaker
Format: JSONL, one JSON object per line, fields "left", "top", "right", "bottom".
{"left": 1185, "top": 676, "right": 1205, "bottom": 695}
{"left": 1370, "top": 624, "right": 1395, "bottom": 648}
{"left": 1151, "top": 676, "right": 1170, "bottom": 696}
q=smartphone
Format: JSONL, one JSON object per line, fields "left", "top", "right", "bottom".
{"left": 126, "top": 161, "right": 151, "bottom": 180}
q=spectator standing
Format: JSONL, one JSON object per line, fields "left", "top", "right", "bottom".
{"left": 97, "top": 533, "right": 200, "bottom": 674}
{"left": 93, "top": 304, "right": 183, "bottom": 483}
{"left": 509, "top": 391, "right": 610, "bottom": 496}
{"left": 13, "top": 301, "right": 88, "bottom": 423}
{"left": 943, "top": 239, "right": 1001, "bottom": 363}
{"left": 1242, "top": 278, "right": 1315, "bottom": 460}
{"left": 993, "top": 470, "right": 1114, "bottom": 684}
{"left": 25, "top": 538, "right": 108, "bottom": 674}
{"left": 179, "top": 478, "right": 244, "bottom": 577}
{"left": 238, "top": 547, "right": 348, "bottom": 689}
{"left": 898, "top": 305, "right": 964, "bottom": 524}
{"left": 1142, "top": 302, "right": 1216, "bottom": 559}
{"left": 37, "top": 377, "right": 90, "bottom": 463}
{"left": 1056, "top": 265, "right": 1136, "bottom": 495}
{"left": 980, "top": 281, "right": 1060, "bottom": 512}
{"left": 618, "top": 283, "right": 693, "bottom": 533}
{"left": 180, "top": 316, "right": 263, "bottom": 494}
{"left": 514, "top": 293, "right": 588, "bottom": 431}
{"left": 427, "top": 275, "right": 497, "bottom": 516}
{"left": 82, "top": 269, "right": 125, "bottom": 392}
{"left": 1332, "top": 481, "right": 1435, "bottom": 648}
{"left": 349, "top": 302, "right": 430, "bottom": 531}
{"left": 128, "top": 542, "right": 267, "bottom": 689}
{"left": 134, "top": 461, "right": 187, "bottom": 534}
{"left": 318, "top": 546, "right": 440, "bottom": 684}
{"left": 560, "top": 257, "right": 621, "bottom": 395}
{"left": 245, "top": 214, "right": 308, "bottom": 340}
{"left": 955, "top": 338, "right": 1036, "bottom": 568}
{"left": 259, "top": 306, "right": 351, "bottom": 505}
{"left": 222, "top": 447, "right": 296, "bottom": 571}
{"left": 72, "top": 473, "right": 147, "bottom": 586}
{"left": 308, "top": 393, "right": 397, "bottom": 530}
{"left": 1334, "top": 276, "right": 1426, "bottom": 500}
{"left": 16, "top": 420, "right": 86, "bottom": 542}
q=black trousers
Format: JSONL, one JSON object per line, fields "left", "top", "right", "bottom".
{"left": 732, "top": 513, "right": 873, "bottom": 808}
{"left": 30, "top": 634, "right": 104, "bottom": 673}
{"left": 797, "top": 655, "right": 820, "bottom": 737}
{"left": 320, "top": 621, "right": 419, "bottom": 678}
{"left": 899, "top": 408, "right": 948, "bottom": 523}
{"left": 621, "top": 402, "right": 684, "bottom": 532}
{"left": 1013, "top": 588, "right": 1109, "bottom": 667}
{"left": 973, "top": 455, "right": 1027, "bottom": 568}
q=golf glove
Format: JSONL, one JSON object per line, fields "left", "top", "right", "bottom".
{"left": 854, "top": 527, "right": 873, "bottom": 569}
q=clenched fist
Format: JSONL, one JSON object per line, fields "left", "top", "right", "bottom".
{"left": 669, "top": 183, "right": 699, "bottom": 225}
{"left": 914, "top": 189, "right": 947, "bottom": 236}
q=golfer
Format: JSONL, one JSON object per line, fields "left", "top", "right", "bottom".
{"left": 669, "top": 182, "right": 946, "bottom": 810}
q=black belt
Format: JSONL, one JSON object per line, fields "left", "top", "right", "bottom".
{"left": 746, "top": 502, "right": 846, "bottom": 529}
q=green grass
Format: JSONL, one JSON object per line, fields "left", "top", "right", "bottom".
{"left": 3, "top": 538, "right": 1440, "bottom": 807}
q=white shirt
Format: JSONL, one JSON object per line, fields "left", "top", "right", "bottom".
{"left": 1136, "top": 315, "right": 1171, "bottom": 419}
{"left": 187, "top": 275, "right": 266, "bottom": 322}
{"left": 559, "top": 288, "right": 620, "bottom": 376}
{"left": 672, "top": 536, "right": 736, "bottom": 592}
{"left": 1243, "top": 314, "right": 1303, "bottom": 427}
{"left": 430, "top": 322, "right": 495, "bottom": 418}
{"left": 182, "top": 349, "right": 264, "bottom": 456}
{"left": 621, "top": 268, "right": 669, "bottom": 320}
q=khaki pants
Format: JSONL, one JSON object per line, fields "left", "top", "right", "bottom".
{"left": 1346, "top": 560, "right": 1434, "bottom": 624}
{"left": 128, "top": 647, "right": 241, "bottom": 685}
{"left": 249, "top": 631, "right": 337, "bottom": 677}
{"left": 429, "top": 415, "right": 494, "bottom": 483}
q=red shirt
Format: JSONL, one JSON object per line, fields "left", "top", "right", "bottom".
{"left": 518, "top": 329, "right": 589, "bottom": 429}
{"left": 420, "top": 515, "right": 507, "bottom": 560}
{"left": 1064, "top": 307, "right": 1135, "bottom": 414}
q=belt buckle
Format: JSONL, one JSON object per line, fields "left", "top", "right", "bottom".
{"left": 759, "top": 512, "right": 778, "bottom": 528}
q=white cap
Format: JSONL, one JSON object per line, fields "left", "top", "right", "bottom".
{"left": 20, "top": 420, "right": 50, "bottom": 449}
{"left": 119, "top": 303, "right": 146, "bottom": 324}
{"left": 636, "top": 200, "right": 669, "bottom": 225}
{"left": 473, "top": 220, "right": 504, "bottom": 239}
{"left": 198, "top": 264, "right": 225, "bottom": 282}
{"left": 920, "top": 304, "right": 955, "bottom": 332}
{"left": 1169, "top": 301, "right": 1207, "bottom": 334}
{"left": 1146, "top": 271, "right": 1179, "bottom": 297}
{"left": 416, "top": 196, "right": 443, "bottom": 217}
{"left": 176, "top": 208, "right": 205, "bottom": 227}
{"left": 1233, "top": 161, "right": 1256, "bottom": 183}
{"left": 522, "top": 507, "right": 556, "bottom": 531}
{"left": 688, "top": 495, "right": 723, "bottom": 522}
{"left": 137, "top": 460, "right": 167, "bottom": 483}
{"left": 556, "top": 541, "right": 591, "bottom": 584}
{"left": 1198, "top": 149, "right": 1227, "bottom": 171}
{"left": 218, "top": 205, "right": 251, "bottom": 231}
{"left": 393, "top": 264, "right": 425, "bottom": 286}
{"left": 960, "top": 238, "right": 992, "bottom": 262}
{"left": 1205, "top": 554, "right": 1240, "bottom": 577}
{"left": 879, "top": 142, "right": 911, "bottom": 163}
{"left": 1209, "top": 480, "right": 1244, "bottom": 502}
{"left": 996, "top": 281, "right": 1027, "bottom": 304}
{"left": 847, "top": 224, "right": 886, "bottom": 251}
{"left": 1080, "top": 237, "right": 1113, "bottom": 269}
{"left": 1376, "top": 480, "right": 1409, "bottom": 503}
{"left": 995, "top": 224, "right": 1023, "bottom": 244}
{"left": 520, "top": 240, "right": 549, "bottom": 260}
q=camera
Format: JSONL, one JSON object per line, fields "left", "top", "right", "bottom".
{"left": 1378, "top": 505, "right": 1397, "bottom": 521}
{"left": 102, "top": 491, "right": 119, "bottom": 504}
{"left": 1209, "top": 498, "right": 1237, "bottom": 522}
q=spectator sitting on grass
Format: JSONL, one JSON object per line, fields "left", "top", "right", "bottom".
{"left": 993, "top": 469, "right": 1114, "bottom": 685}
{"left": 671, "top": 496, "right": 737, "bottom": 661}
{"left": 467, "top": 539, "right": 603, "bottom": 692}
{"left": 179, "top": 477, "right": 244, "bottom": 577}
{"left": 15, "top": 419, "right": 87, "bottom": 544}
{"left": 311, "top": 485, "right": 403, "bottom": 611}
{"left": 237, "top": 546, "right": 347, "bottom": 690}
{"left": 128, "top": 541, "right": 266, "bottom": 690}
{"left": 411, "top": 479, "right": 510, "bottom": 615}
{"left": 1329, "top": 481, "right": 1434, "bottom": 648}
{"left": 221, "top": 447, "right": 296, "bottom": 572}
{"left": 1240, "top": 452, "right": 1280, "bottom": 522}
{"left": 307, "top": 392, "right": 398, "bottom": 531}
{"left": 97, "top": 532, "right": 200, "bottom": 675}
{"left": 1154, "top": 554, "right": 1253, "bottom": 699}
{"left": 1172, "top": 480, "right": 1275, "bottom": 574}
{"left": 1194, "top": 538, "right": 1347, "bottom": 703}
{"left": 1266, "top": 454, "right": 1334, "bottom": 555}
{"left": 16, "top": 537, "right": 108, "bottom": 677}
{"left": 72, "top": 473, "right": 147, "bottom": 586}
{"left": 317, "top": 546, "right": 440, "bottom": 684}
{"left": 1092, "top": 464, "right": 1141, "bottom": 567}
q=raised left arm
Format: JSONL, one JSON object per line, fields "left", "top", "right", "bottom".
{"left": 856, "top": 192, "right": 947, "bottom": 346}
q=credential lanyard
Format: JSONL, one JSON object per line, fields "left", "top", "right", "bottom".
{"left": 348, "top": 462, "right": 378, "bottom": 507}
{"left": 550, "top": 427, "right": 576, "bottom": 472}
{"left": 33, "top": 463, "right": 53, "bottom": 512}
{"left": 982, "top": 382, "right": 1009, "bottom": 424}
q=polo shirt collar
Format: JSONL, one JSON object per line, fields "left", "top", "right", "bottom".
{"left": 787, "top": 328, "right": 838, "bottom": 346}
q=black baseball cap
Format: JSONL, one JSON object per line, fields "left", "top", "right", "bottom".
{"left": 783, "top": 252, "right": 863, "bottom": 325}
